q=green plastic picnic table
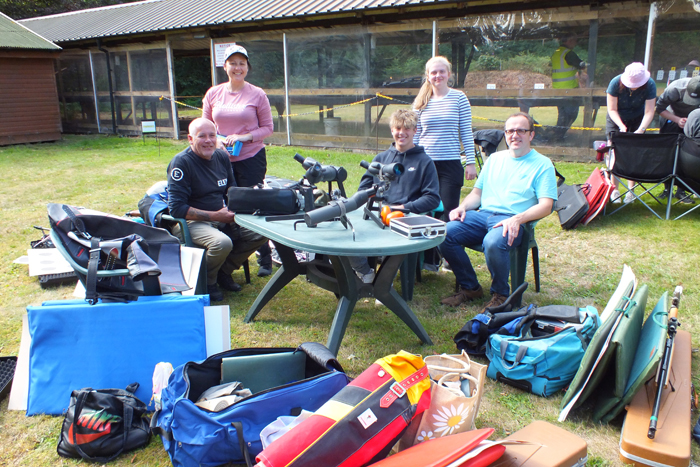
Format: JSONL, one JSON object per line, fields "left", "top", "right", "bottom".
{"left": 235, "top": 209, "right": 443, "bottom": 355}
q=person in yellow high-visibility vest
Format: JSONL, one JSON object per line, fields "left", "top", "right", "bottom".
{"left": 550, "top": 34, "right": 587, "bottom": 140}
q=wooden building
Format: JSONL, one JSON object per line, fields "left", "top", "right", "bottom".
{"left": 16, "top": 0, "right": 700, "bottom": 159}
{"left": 0, "top": 12, "right": 62, "bottom": 146}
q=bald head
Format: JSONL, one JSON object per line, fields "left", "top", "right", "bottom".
{"left": 189, "top": 118, "right": 216, "bottom": 137}
{"left": 188, "top": 118, "right": 218, "bottom": 160}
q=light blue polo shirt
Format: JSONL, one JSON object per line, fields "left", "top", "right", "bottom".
{"left": 475, "top": 148, "right": 558, "bottom": 216}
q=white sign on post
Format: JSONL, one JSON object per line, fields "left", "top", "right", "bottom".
{"left": 142, "top": 121, "right": 156, "bottom": 134}
{"left": 214, "top": 43, "right": 237, "bottom": 67}
{"left": 486, "top": 84, "right": 496, "bottom": 90}
{"left": 534, "top": 83, "right": 545, "bottom": 89}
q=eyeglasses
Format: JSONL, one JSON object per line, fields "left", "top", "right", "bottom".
{"left": 504, "top": 129, "right": 532, "bottom": 136}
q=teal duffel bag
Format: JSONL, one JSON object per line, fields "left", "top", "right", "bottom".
{"left": 486, "top": 305, "right": 600, "bottom": 397}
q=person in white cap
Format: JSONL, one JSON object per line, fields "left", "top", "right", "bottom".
{"left": 202, "top": 43, "right": 275, "bottom": 276}
{"left": 605, "top": 62, "right": 657, "bottom": 203}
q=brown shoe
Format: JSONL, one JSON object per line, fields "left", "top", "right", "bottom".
{"left": 441, "top": 285, "right": 484, "bottom": 307}
{"left": 482, "top": 293, "right": 508, "bottom": 313}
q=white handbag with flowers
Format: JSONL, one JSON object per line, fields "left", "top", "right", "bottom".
{"left": 399, "top": 350, "right": 487, "bottom": 449}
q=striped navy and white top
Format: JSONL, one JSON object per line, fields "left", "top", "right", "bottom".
{"left": 413, "top": 89, "right": 476, "bottom": 165}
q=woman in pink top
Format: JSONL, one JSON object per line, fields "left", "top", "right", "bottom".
{"left": 202, "top": 43, "right": 275, "bottom": 275}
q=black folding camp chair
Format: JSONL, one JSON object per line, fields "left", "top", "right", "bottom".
{"left": 605, "top": 133, "right": 682, "bottom": 220}
{"left": 473, "top": 129, "right": 506, "bottom": 170}
{"left": 675, "top": 136, "right": 700, "bottom": 219}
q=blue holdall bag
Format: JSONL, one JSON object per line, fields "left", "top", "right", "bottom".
{"left": 486, "top": 305, "right": 600, "bottom": 397}
{"left": 152, "top": 343, "right": 349, "bottom": 467}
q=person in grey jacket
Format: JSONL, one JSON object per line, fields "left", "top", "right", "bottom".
{"left": 656, "top": 76, "right": 700, "bottom": 202}
{"left": 350, "top": 109, "right": 440, "bottom": 282}
{"left": 686, "top": 109, "right": 700, "bottom": 141}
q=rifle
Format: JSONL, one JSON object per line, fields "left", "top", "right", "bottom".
{"left": 648, "top": 285, "right": 683, "bottom": 439}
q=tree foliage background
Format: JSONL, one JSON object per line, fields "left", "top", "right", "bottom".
{"left": 0, "top": 0, "right": 139, "bottom": 20}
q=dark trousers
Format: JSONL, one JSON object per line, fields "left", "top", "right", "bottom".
{"left": 553, "top": 103, "right": 580, "bottom": 140}
{"left": 424, "top": 159, "right": 464, "bottom": 266}
{"left": 659, "top": 121, "right": 687, "bottom": 193}
{"left": 231, "top": 148, "right": 272, "bottom": 268}
{"left": 433, "top": 159, "right": 464, "bottom": 222}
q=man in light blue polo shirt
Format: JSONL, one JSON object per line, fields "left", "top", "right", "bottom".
{"left": 440, "top": 112, "right": 558, "bottom": 309}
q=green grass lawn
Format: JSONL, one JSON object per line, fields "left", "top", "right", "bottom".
{"left": 0, "top": 135, "right": 699, "bottom": 466}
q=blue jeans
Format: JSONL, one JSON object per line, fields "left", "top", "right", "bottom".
{"left": 439, "top": 210, "right": 523, "bottom": 296}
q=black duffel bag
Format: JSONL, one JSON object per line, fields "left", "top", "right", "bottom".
{"left": 57, "top": 383, "right": 151, "bottom": 463}
{"left": 554, "top": 169, "right": 589, "bottom": 230}
{"left": 227, "top": 185, "right": 300, "bottom": 215}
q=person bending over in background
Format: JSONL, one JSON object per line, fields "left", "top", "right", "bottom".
{"left": 656, "top": 76, "right": 700, "bottom": 203}
{"left": 605, "top": 62, "right": 657, "bottom": 204}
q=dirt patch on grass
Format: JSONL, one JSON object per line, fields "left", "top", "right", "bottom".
{"left": 464, "top": 70, "right": 553, "bottom": 89}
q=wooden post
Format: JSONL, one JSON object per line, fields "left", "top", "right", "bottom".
{"left": 364, "top": 33, "right": 372, "bottom": 136}
{"left": 432, "top": 21, "right": 438, "bottom": 57}
{"left": 210, "top": 39, "right": 217, "bottom": 87}
{"left": 318, "top": 47, "right": 324, "bottom": 122}
{"left": 583, "top": 19, "right": 599, "bottom": 129}
{"left": 166, "top": 39, "right": 179, "bottom": 139}
{"left": 644, "top": 2, "right": 657, "bottom": 69}
{"left": 88, "top": 51, "right": 101, "bottom": 133}
{"left": 457, "top": 41, "right": 466, "bottom": 88}
{"left": 126, "top": 51, "right": 137, "bottom": 127}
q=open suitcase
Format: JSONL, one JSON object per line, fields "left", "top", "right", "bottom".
{"left": 619, "top": 330, "right": 692, "bottom": 467}
{"left": 492, "top": 420, "right": 587, "bottom": 467}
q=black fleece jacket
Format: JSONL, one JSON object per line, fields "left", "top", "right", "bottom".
{"left": 358, "top": 143, "right": 440, "bottom": 214}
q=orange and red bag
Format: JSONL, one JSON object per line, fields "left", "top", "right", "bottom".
{"left": 255, "top": 351, "right": 431, "bottom": 467}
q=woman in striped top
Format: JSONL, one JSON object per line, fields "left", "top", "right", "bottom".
{"left": 413, "top": 56, "right": 476, "bottom": 222}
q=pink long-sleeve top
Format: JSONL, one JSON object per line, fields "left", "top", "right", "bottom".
{"left": 202, "top": 82, "right": 274, "bottom": 162}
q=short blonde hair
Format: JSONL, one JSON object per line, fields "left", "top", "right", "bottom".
{"left": 390, "top": 109, "right": 418, "bottom": 130}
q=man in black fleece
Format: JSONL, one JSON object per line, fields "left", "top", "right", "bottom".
{"left": 350, "top": 109, "right": 440, "bottom": 282}
{"left": 167, "top": 118, "right": 266, "bottom": 301}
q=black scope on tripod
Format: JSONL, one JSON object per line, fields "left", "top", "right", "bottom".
{"left": 359, "top": 160, "right": 404, "bottom": 181}
{"left": 304, "top": 187, "right": 374, "bottom": 227}
{"left": 293, "top": 154, "right": 348, "bottom": 185}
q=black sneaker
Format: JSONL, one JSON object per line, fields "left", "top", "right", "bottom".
{"left": 207, "top": 284, "right": 224, "bottom": 302}
{"left": 257, "top": 266, "right": 272, "bottom": 277}
{"left": 674, "top": 190, "right": 695, "bottom": 204}
{"left": 217, "top": 271, "right": 242, "bottom": 292}
{"left": 659, "top": 189, "right": 670, "bottom": 200}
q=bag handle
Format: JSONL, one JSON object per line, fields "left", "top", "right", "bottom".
{"left": 499, "top": 342, "right": 528, "bottom": 370}
{"left": 428, "top": 350, "right": 472, "bottom": 374}
{"left": 436, "top": 372, "right": 480, "bottom": 398}
{"left": 71, "top": 389, "right": 132, "bottom": 463}
{"left": 425, "top": 351, "right": 471, "bottom": 374}
{"left": 85, "top": 237, "right": 100, "bottom": 305}
{"left": 231, "top": 421, "right": 254, "bottom": 467}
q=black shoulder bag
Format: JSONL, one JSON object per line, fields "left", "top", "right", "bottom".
{"left": 57, "top": 383, "right": 152, "bottom": 462}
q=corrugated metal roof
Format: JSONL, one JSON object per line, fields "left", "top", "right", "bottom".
{"left": 0, "top": 11, "right": 61, "bottom": 50}
{"left": 18, "top": 0, "right": 441, "bottom": 44}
